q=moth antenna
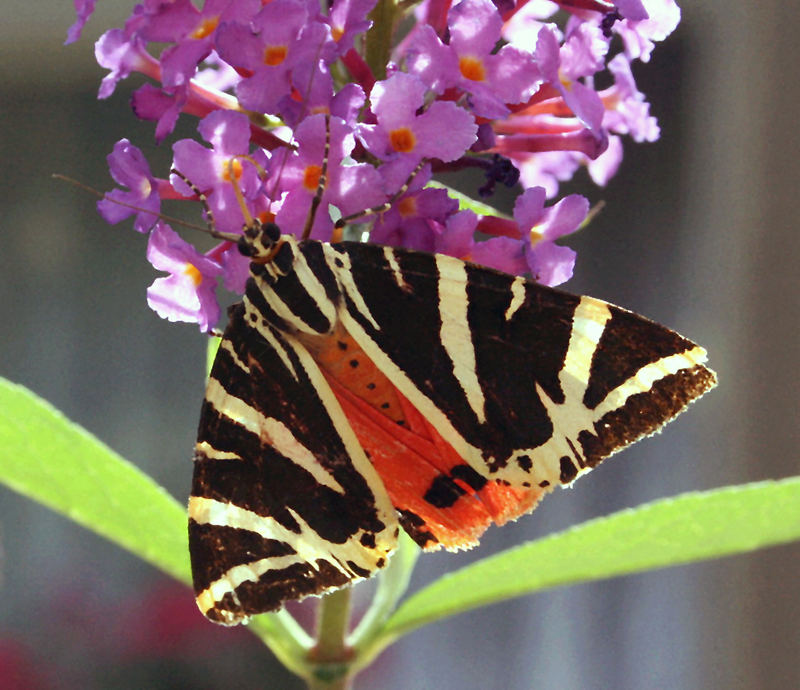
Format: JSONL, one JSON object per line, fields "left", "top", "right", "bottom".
{"left": 170, "top": 168, "right": 221, "bottom": 229}
{"left": 55, "top": 173, "right": 241, "bottom": 242}
{"left": 301, "top": 113, "right": 331, "bottom": 241}
{"left": 237, "top": 154, "right": 268, "bottom": 181}
{"left": 334, "top": 159, "right": 427, "bottom": 232}
{"left": 177, "top": 157, "right": 272, "bottom": 237}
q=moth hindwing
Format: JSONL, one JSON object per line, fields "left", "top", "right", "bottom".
{"left": 188, "top": 224, "right": 716, "bottom": 624}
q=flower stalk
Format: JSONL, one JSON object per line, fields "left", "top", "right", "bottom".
{"left": 308, "top": 588, "right": 355, "bottom": 690}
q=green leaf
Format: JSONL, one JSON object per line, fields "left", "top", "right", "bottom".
{"left": 0, "top": 376, "right": 191, "bottom": 583}
{"left": 0, "top": 377, "right": 313, "bottom": 673}
{"left": 207, "top": 334, "right": 222, "bottom": 375}
{"left": 425, "top": 180, "right": 509, "bottom": 218}
{"left": 365, "top": 478, "right": 800, "bottom": 655}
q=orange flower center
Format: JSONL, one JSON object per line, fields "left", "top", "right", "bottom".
{"left": 459, "top": 56, "right": 486, "bottom": 82}
{"left": 397, "top": 196, "right": 417, "bottom": 217}
{"left": 191, "top": 17, "right": 219, "bottom": 40}
{"left": 264, "top": 45, "right": 288, "bottom": 66}
{"left": 184, "top": 264, "right": 203, "bottom": 286}
{"left": 222, "top": 158, "right": 243, "bottom": 182}
{"left": 304, "top": 164, "right": 322, "bottom": 191}
{"left": 389, "top": 127, "right": 416, "bottom": 153}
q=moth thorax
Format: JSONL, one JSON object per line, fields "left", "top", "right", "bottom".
{"left": 247, "top": 238, "right": 338, "bottom": 337}
{"left": 239, "top": 221, "right": 282, "bottom": 260}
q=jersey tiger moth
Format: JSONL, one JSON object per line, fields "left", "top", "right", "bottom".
{"left": 187, "top": 217, "right": 717, "bottom": 625}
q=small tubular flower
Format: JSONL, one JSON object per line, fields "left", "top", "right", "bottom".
{"left": 145, "top": 222, "right": 224, "bottom": 332}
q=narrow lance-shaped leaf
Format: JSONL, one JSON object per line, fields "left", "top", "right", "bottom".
{"left": 356, "top": 477, "right": 800, "bottom": 663}
{"left": 0, "top": 376, "right": 190, "bottom": 583}
{"left": 0, "top": 377, "right": 314, "bottom": 675}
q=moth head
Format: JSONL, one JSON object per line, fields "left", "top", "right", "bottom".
{"left": 238, "top": 220, "right": 282, "bottom": 260}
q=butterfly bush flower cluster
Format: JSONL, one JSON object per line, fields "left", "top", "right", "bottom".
{"left": 69, "top": 0, "right": 678, "bottom": 332}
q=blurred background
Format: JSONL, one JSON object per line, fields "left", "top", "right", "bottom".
{"left": 1, "top": 1, "right": 797, "bottom": 688}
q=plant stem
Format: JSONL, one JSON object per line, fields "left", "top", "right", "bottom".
{"left": 365, "top": 0, "right": 397, "bottom": 81}
{"left": 307, "top": 587, "right": 354, "bottom": 690}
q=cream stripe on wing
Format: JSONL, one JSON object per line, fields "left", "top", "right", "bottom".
{"left": 286, "top": 238, "right": 338, "bottom": 326}
{"left": 219, "top": 337, "right": 250, "bottom": 374}
{"left": 383, "top": 246, "right": 409, "bottom": 289}
{"left": 322, "top": 246, "right": 381, "bottom": 331}
{"left": 195, "top": 441, "right": 241, "bottom": 461}
{"left": 592, "top": 346, "right": 709, "bottom": 418}
{"left": 204, "top": 377, "right": 345, "bottom": 494}
{"left": 436, "top": 255, "right": 487, "bottom": 424}
{"left": 189, "top": 498, "right": 361, "bottom": 569}
{"left": 279, "top": 329, "right": 398, "bottom": 521}
{"left": 505, "top": 276, "right": 527, "bottom": 321}
{"left": 334, "top": 302, "right": 489, "bottom": 479}
{"left": 190, "top": 497, "right": 386, "bottom": 616}
{"left": 243, "top": 302, "right": 299, "bottom": 380}
{"left": 558, "top": 296, "right": 612, "bottom": 399}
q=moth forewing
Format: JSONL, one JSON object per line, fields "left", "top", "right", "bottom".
{"left": 189, "top": 222, "right": 716, "bottom": 622}
{"left": 320, "top": 240, "right": 715, "bottom": 496}
{"left": 189, "top": 283, "right": 398, "bottom": 625}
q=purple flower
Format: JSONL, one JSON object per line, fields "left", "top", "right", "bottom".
{"left": 330, "top": 83, "right": 368, "bottom": 123}
{"left": 279, "top": 60, "right": 336, "bottom": 127}
{"left": 370, "top": 186, "right": 459, "bottom": 251}
{"left": 435, "top": 209, "right": 529, "bottom": 274}
{"left": 494, "top": 126, "right": 609, "bottom": 166}
{"left": 502, "top": 0, "right": 558, "bottom": 48}
{"left": 275, "top": 114, "right": 386, "bottom": 240}
{"left": 215, "top": 0, "right": 332, "bottom": 116}
{"left": 535, "top": 25, "right": 605, "bottom": 134}
{"left": 216, "top": 243, "right": 252, "bottom": 295}
{"left": 193, "top": 51, "right": 241, "bottom": 93}
{"left": 138, "top": 0, "right": 257, "bottom": 89}
{"left": 171, "top": 110, "right": 264, "bottom": 235}
{"left": 328, "top": 0, "right": 378, "bottom": 54}
{"left": 95, "top": 29, "right": 155, "bottom": 99}
{"left": 514, "top": 150, "right": 583, "bottom": 198}
{"left": 587, "top": 134, "right": 624, "bottom": 186}
{"left": 65, "top": 0, "right": 97, "bottom": 44}
{"left": 515, "top": 186, "right": 588, "bottom": 285}
{"left": 601, "top": 53, "right": 659, "bottom": 142}
{"left": 432, "top": 209, "right": 479, "bottom": 258}
{"left": 471, "top": 235, "right": 530, "bottom": 275}
{"left": 145, "top": 222, "right": 223, "bottom": 332}
{"left": 137, "top": 0, "right": 243, "bottom": 44}
{"left": 131, "top": 82, "right": 187, "bottom": 143}
{"left": 406, "top": 0, "right": 540, "bottom": 118}
{"left": 562, "top": 18, "right": 609, "bottom": 77}
{"left": 97, "top": 139, "right": 160, "bottom": 233}
{"left": 476, "top": 186, "right": 588, "bottom": 284}
{"left": 613, "top": 0, "right": 680, "bottom": 62}
{"left": 77, "top": 0, "right": 681, "bottom": 328}
{"left": 359, "top": 73, "right": 477, "bottom": 176}
{"left": 614, "top": 0, "right": 650, "bottom": 22}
